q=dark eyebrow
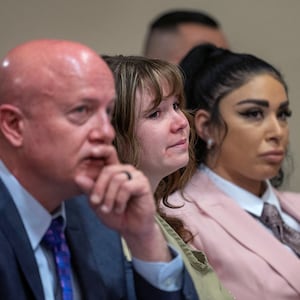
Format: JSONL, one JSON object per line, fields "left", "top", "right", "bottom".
{"left": 236, "top": 99, "right": 269, "bottom": 107}
{"left": 236, "top": 99, "right": 289, "bottom": 109}
{"left": 278, "top": 100, "right": 290, "bottom": 109}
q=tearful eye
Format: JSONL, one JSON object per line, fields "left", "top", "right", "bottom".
{"left": 173, "top": 102, "right": 180, "bottom": 111}
{"left": 106, "top": 105, "right": 114, "bottom": 120}
{"left": 148, "top": 110, "right": 160, "bottom": 119}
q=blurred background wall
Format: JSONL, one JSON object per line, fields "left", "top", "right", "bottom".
{"left": 1, "top": 0, "right": 299, "bottom": 191}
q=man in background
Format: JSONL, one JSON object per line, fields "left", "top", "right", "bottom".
{"left": 143, "top": 9, "right": 229, "bottom": 64}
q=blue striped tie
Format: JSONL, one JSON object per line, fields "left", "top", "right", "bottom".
{"left": 43, "top": 217, "right": 73, "bottom": 300}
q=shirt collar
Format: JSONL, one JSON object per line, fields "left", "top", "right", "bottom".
{"left": 201, "top": 165, "right": 282, "bottom": 217}
{"left": 0, "top": 160, "right": 66, "bottom": 250}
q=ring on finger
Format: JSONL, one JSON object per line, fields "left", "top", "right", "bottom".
{"left": 121, "top": 170, "right": 132, "bottom": 180}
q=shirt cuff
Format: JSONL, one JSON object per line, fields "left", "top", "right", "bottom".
{"left": 132, "top": 245, "right": 183, "bottom": 291}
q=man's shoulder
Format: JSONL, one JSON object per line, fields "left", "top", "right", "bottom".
{"left": 65, "top": 195, "right": 123, "bottom": 252}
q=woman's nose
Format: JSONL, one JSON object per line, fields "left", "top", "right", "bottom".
{"left": 171, "top": 111, "right": 189, "bottom": 132}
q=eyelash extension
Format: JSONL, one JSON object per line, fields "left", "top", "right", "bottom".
{"left": 238, "top": 110, "right": 263, "bottom": 118}
{"left": 239, "top": 108, "right": 292, "bottom": 120}
{"left": 279, "top": 109, "right": 292, "bottom": 117}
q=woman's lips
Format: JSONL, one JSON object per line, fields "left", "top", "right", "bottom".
{"left": 260, "top": 150, "right": 284, "bottom": 164}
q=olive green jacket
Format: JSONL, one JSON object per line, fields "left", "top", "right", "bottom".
{"left": 122, "top": 214, "right": 234, "bottom": 300}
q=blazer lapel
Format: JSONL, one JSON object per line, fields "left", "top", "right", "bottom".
{"left": 0, "top": 179, "right": 44, "bottom": 300}
{"left": 187, "top": 171, "right": 300, "bottom": 293}
{"left": 277, "top": 190, "right": 300, "bottom": 221}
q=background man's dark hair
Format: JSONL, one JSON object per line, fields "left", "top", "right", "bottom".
{"left": 149, "top": 10, "right": 220, "bottom": 30}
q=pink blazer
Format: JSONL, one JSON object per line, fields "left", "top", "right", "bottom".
{"left": 162, "top": 170, "right": 300, "bottom": 300}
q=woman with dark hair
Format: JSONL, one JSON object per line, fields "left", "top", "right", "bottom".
{"left": 104, "top": 54, "right": 233, "bottom": 300}
{"left": 161, "top": 44, "right": 300, "bottom": 300}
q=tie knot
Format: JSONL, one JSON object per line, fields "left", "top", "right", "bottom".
{"left": 260, "top": 203, "right": 283, "bottom": 227}
{"left": 43, "top": 216, "right": 64, "bottom": 248}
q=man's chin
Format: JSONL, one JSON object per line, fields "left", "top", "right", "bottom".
{"left": 73, "top": 168, "right": 100, "bottom": 196}
{"left": 81, "top": 160, "right": 104, "bottom": 177}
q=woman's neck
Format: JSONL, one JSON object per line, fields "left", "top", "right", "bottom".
{"left": 149, "top": 177, "right": 160, "bottom": 194}
{"left": 205, "top": 164, "right": 266, "bottom": 197}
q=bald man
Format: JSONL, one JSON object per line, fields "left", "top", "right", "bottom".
{"left": 0, "top": 40, "right": 198, "bottom": 300}
{"left": 143, "top": 10, "right": 229, "bottom": 64}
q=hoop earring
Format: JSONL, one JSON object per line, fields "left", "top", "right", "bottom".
{"left": 206, "top": 138, "right": 214, "bottom": 150}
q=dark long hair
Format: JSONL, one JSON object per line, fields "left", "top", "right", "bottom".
{"left": 179, "top": 43, "right": 291, "bottom": 187}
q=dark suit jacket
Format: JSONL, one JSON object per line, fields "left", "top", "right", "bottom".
{"left": 0, "top": 179, "right": 198, "bottom": 300}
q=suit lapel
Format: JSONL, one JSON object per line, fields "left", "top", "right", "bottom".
{"left": 0, "top": 179, "right": 44, "bottom": 300}
{"left": 187, "top": 171, "right": 300, "bottom": 293}
{"left": 65, "top": 198, "right": 126, "bottom": 300}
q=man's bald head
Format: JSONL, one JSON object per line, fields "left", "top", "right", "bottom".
{"left": 0, "top": 39, "right": 112, "bottom": 109}
{"left": 0, "top": 39, "right": 116, "bottom": 205}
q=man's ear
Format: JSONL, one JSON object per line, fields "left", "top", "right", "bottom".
{"left": 194, "top": 109, "right": 212, "bottom": 141}
{"left": 0, "top": 104, "right": 24, "bottom": 147}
